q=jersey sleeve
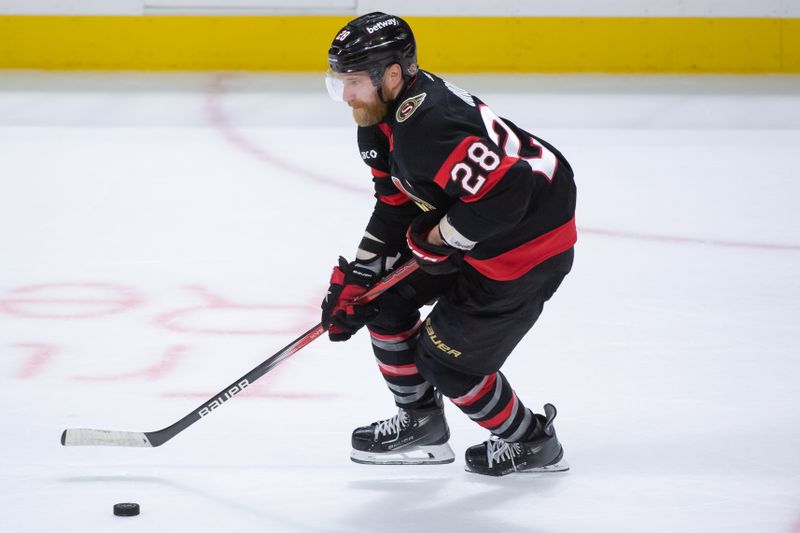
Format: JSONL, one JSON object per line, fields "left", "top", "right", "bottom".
{"left": 356, "top": 125, "right": 419, "bottom": 266}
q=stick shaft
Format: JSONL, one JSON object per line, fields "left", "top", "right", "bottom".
{"left": 62, "top": 260, "right": 419, "bottom": 447}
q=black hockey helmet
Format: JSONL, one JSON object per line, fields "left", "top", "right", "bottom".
{"left": 328, "top": 12, "right": 418, "bottom": 86}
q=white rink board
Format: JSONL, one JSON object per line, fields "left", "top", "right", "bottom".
{"left": 2, "top": 0, "right": 799, "bottom": 16}
{"left": 0, "top": 72, "right": 799, "bottom": 533}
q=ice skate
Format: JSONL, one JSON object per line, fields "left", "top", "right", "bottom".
{"left": 464, "top": 403, "right": 569, "bottom": 476}
{"left": 350, "top": 393, "right": 455, "bottom": 465}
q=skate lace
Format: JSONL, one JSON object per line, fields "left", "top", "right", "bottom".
{"left": 374, "top": 409, "right": 410, "bottom": 443}
{"left": 486, "top": 438, "right": 523, "bottom": 470}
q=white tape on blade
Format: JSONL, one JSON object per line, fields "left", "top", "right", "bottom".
{"left": 64, "top": 429, "right": 152, "bottom": 447}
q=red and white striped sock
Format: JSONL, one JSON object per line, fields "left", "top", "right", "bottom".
{"left": 451, "top": 372, "right": 533, "bottom": 442}
{"left": 368, "top": 321, "right": 434, "bottom": 408}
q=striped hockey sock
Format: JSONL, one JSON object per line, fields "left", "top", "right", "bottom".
{"left": 368, "top": 321, "right": 435, "bottom": 409}
{"left": 451, "top": 372, "right": 534, "bottom": 442}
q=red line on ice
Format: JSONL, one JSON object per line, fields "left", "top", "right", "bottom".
{"left": 12, "top": 343, "right": 57, "bottom": 379}
{"left": 205, "top": 73, "right": 368, "bottom": 195}
{"left": 579, "top": 227, "right": 800, "bottom": 251}
{"left": 205, "top": 74, "right": 799, "bottom": 253}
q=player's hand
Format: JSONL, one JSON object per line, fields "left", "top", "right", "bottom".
{"left": 321, "top": 257, "right": 380, "bottom": 342}
{"left": 406, "top": 211, "right": 462, "bottom": 275}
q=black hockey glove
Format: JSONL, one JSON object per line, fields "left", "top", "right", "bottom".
{"left": 321, "top": 257, "right": 380, "bottom": 342}
{"left": 406, "top": 211, "right": 462, "bottom": 275}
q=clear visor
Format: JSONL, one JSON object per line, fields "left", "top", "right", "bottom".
{"left": 325, "top": 69, "right": 377, "bottom": 102}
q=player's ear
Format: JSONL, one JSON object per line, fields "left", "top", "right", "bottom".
{"left": 387, "top": 63, "right": 403, "bottom": 83}
{"left": 381, "top": 64, "right": 404, "bottom": 100}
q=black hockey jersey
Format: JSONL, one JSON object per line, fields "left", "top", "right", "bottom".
{"left": 357, "top": 71, "right": 576, "bottom": 281}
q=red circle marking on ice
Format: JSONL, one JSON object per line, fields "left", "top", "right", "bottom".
{"left": 0, "top": 283, "right": 141, "bottom": 319}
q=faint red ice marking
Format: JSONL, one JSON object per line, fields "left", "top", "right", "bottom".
{"left": 71, "top": 344, "right": 188, "bottom": 381}
{"left": 580, "top": 227, "right": 800, "bottom": 251}
{"left": 789, "top": 512, "right": 800, "bottom": 533}
{"left": 205, "top": 73, "right": 367, "bottom": 195}
{"left": 12, "top": 343, "right": 57, "bottom": 379}
{"left": 154, "top": 285, "right": 316, "bottom": 335}
{"left": 0, "top": 282, "right": 141, "bottom": 319}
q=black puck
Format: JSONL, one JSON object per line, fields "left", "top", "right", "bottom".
{"left": 113, "top": 503, "right": 140, "bottom": 516}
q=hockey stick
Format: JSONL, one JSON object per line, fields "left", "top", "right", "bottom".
{"left": 61, "top": 259, "right": 420, "bottom": 447}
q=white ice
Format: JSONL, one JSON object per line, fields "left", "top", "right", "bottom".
{"left": 1, "top": 71, "right": 798, "bottom": 533}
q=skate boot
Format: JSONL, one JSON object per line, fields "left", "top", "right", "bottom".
{"left": 350, "top": 393, "right": 455, "bottom": 465}
{"left": 464, "top": 403, "right": 569, "bottom": 476}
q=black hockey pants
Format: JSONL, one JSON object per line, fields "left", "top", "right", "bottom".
{"left": 367, "top": 247, "right": 574, "bottom": 402}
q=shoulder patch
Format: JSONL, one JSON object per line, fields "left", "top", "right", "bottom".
{"left": 396, "top": 93, "right": 427, "bottom": 123}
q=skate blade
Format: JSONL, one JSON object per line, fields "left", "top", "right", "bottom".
{"left": 519, "top": 459, "right": 570, "bottom": 473}
{"left": 463, "top": 459, "right": 570, "bottom": 475}
{"left": 350, "top": 443, "right": 455, "bottom": 465}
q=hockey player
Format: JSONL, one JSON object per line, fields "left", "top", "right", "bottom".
{"left": 320, "top": 12, "right": 576, "bottom": 476}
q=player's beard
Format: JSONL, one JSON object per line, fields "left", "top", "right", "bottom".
{"left": 351, "top": 100, "right": 387, "bottom": 127}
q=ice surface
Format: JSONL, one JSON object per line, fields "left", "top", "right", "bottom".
{"left": 1, "top": 71, "right": 798, "bottom": 533}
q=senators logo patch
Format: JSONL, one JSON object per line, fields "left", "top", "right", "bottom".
{"left": 391, "top": 176, "right": 435, "bottom": 212}
{"left": 396, "top": 93, "right": 427, "bottom": 123}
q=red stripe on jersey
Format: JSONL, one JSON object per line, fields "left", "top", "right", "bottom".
{"left": 433, "top": 136, "right": 481, "bottom": 190}
{"left": 452, "top": 373, "right": 497, "bottom": 407}
{"left": 369, "top": 321, "right": 422, "bottom": 342}
{"left": 465, "top": 217, "right": 577, "bottom": 281}
{"left": 378, "top": 123, "right": 394, "bottom": 151}
{"left": 376, "top": 361, "right": 419, "bottom": 376}
{"left": 371, "top": 168, "right": 390, "bottom": 178}
{"left": 478, "top": 393, "right": 517, "bottom": 429}
{"left": 379, "top": 192, "right": 411, "bottom": 206}
{"left": 460, "top": 155, "right": 517, "bottom": 203}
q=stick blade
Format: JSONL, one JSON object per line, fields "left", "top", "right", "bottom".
{"left": 61, "top": 428, "right": 153, "bottom": 447}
